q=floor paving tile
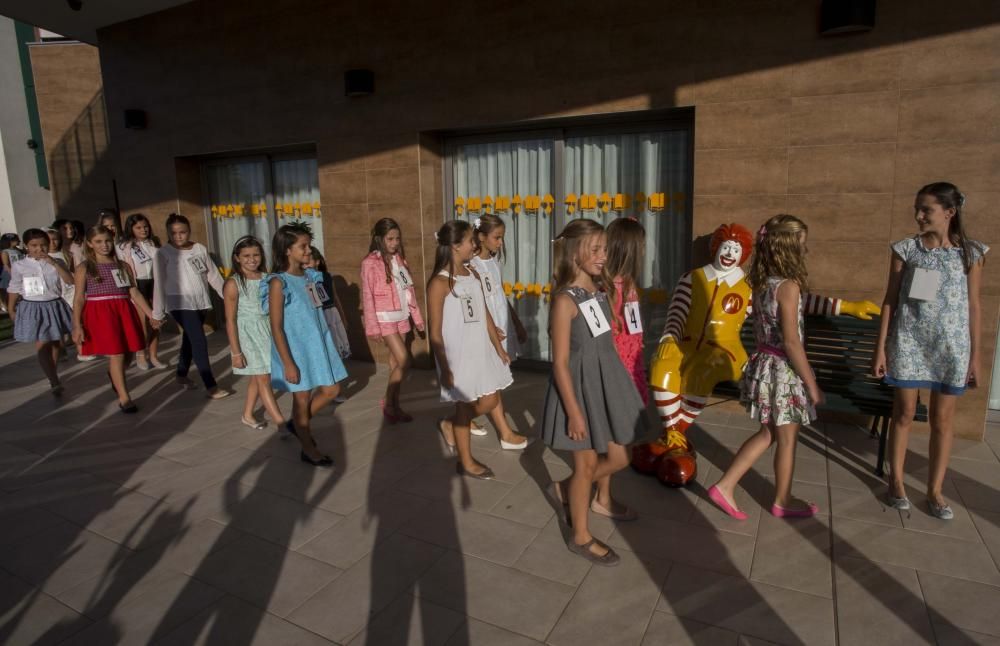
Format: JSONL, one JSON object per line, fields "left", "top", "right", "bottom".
{"left": 547, "top": 548, "right": 671, "bottom": 646}
{"left": 393, "top": 458, "right": 515, "bottom": 513}
{"left": 0, "top": 569, "right": 92, "bottom": 646}
{"left": 287, "top": 532, "right": 446, "bottom": 643}
{"left": 154, "top": 594, "right": 334, "bottom": 645}
{"left": 512, "top": 514, "right": 613, "bottom": 587}
{"left": 919, "top": 570, "right": 1000, "bottom": 638}
{"left": 345, "top": 592, "right": 464, "bottom": 646}
{"left": 297, "top": 490, "right": 431, "bottom": 569}
{"left": 416, "top": 550, "right": 576, "bottom": 641}
{"left": 398, "top": 499, "right": 540, "bottom": 566}
{"left": 657, "top": 563, "right": 836, "bottom": 646}
{"left": 187, "top": 533, "right": 342, "bottom": 617}
{"left": 833, "top": 516, "right": 1000, "bottom": 586}
{"left": 641, "top": 611, "right": 740, "bottom": 646}
{"left": 751, "top": 512, "right": 833, "bottom": 598}
{"left": 833, "top": 555, "right": 935, "bottom": 645}
{"left": 932, "top": 623, "right": 1000, "bottom": 645}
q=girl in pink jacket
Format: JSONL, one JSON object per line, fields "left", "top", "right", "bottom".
{"left": 361, "top": 218, "right": 425, "bottom": 423}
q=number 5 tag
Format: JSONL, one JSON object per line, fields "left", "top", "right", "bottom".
{"left": 579, "top": 297, "right": 610, "bottom": 337}
{"left": 624, "top": 300, "right": 643, "bottom": 335}
{"left": 461, "top": 295, "right": 479, "bottom": 323}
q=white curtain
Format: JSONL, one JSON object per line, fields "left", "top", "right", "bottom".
{"left": 453, "top": 139, "right": 554, "bottom": 360}
{"left": 273, "top": 158, "right": 324, "bottom": 257}
{"left": 564, "top": 131, "right": 690, "bottom": 358}
{"left": 205, "top": 160, "right": 272, "bottom": 270}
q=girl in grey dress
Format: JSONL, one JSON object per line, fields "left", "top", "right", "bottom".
{"left": 541, "top": 219, "right": 648, "bottom": 567}
{"left": 873, "top": 182, "right": 987, "bottom": 520}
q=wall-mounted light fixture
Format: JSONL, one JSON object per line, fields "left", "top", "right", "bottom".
{"left": 124, "top": 109, "right": 147, "bottom": 130}
{"left": 344, "top": 69, "right": 374, "bottom": 97}
{"left": 820, "top": 0, "right": 876, "bottom": 35}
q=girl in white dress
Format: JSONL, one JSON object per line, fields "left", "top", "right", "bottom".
{"left": 428, "top": 220, "right": 513, "bottom": 479}
{"left": 469, "top": 214, "right": 529, "bottom": 450}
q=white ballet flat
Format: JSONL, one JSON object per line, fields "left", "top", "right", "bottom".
{"left": 470, "top": 421, "right": 488, "bottom": 436}
{"left": 500, "top": 437, "right": 533, "bottom": 451}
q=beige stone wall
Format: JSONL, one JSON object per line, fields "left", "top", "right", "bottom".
{"left": 66, "top": 1, "right": 1000, "bottom": 436}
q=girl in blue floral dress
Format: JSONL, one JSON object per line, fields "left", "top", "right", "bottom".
{"left": 873, "top": 182, "right": 987, "bottom": 520}
{"left": 709, "top": 214, "right": 824, "bottom": 520}
{"left": 265, "top": 224, "right": 348, "bottom": 467}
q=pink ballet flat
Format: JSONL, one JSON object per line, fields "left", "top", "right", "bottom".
{"left": 771, "top": 502, "right": 819, "bottom": 518}
{"left": 708, "top": 485, "right": 748, "bottom": 521}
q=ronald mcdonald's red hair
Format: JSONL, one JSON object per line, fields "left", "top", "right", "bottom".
{"left": 709, "top": 223, "right": 753, "bottom": 265}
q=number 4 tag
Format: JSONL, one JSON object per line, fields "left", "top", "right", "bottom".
{"left": 578, "top": 297, "right": 610, "bottom": 337}
{"left": 624, "top": 301, "right": 643, "bottom": 335}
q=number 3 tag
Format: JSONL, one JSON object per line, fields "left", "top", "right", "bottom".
{"left": 579, "top": 297, "right": 610, "bottom": 337}
{"left": 624, "top": 300, "right": 643, "bottom": 335}
{"left": 461, "top": 295, "right": 479, "bottom": 323}
{"left": 111, "top": 269, "right": 131, "bottom": 288}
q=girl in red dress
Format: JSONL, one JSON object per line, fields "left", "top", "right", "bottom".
{"left": 72, "top": 226, "right": 159, "bottom": 413}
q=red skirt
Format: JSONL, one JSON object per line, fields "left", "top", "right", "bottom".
{"left": 82, "top": 297, "right": 145, "bottom": 355}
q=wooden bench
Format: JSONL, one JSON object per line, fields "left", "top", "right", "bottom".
{"left": 715, "top": 315, "right": 928, "bottom": 475}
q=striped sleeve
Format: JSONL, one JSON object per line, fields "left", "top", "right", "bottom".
{"left": 802, "top": 293, "right": 841, "bottom": 316}
{"left": 661, "top": 272, "right": 693, "bottom": 341}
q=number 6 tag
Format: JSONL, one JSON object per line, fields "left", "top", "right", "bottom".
{"left": 579, "top": 297, "right": 610, "bottom": 337}
{"left": 624, "top": 300, "right": 643, "bottom": 335}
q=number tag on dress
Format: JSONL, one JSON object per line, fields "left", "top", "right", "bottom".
{"left": 579, "top": 297, "right": 610, "bottom": 337}
{"left": 909, "top": 267, "right": 941, "bottom": 302}
{"left": 111, "top": 269, "right": 131, "bottom": 288}
{"left": 461, "top": 295, "right": 479, "bottom": 323}
{"left": 305, "top": 282, "right": 324, "bottom": 308}
{"left": 132, "top": 245, "right": 150, "bottom": 264}
{"left": 396, "top": 266, "right": 413, "bottom": 288}
{"left": 188, "top": 256, "right": 208, "bottom": 274}
{"left": 314, "top": 282, "right": 330, "bottom": 304}
{"left": 23, "top": 276, "right": 45, "bottom": 297}
{"left": 482, "top": 275, "right": 493, "bottom": 293}
{"left": 624, "top": 300, "right": 643, "bottom": 335}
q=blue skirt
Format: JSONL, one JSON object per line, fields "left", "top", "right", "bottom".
{"left": 15, "top": 299, "right": 73, "bottom": 342}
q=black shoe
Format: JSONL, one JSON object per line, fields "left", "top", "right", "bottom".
{"left": 119, "top": 401, "right": 138, "bottom": 414}
{"left": 284, "top": 420, "right": 299, "bottom": 439}
{"left": 300, "top": 451, "right": 333, "bottom": 467}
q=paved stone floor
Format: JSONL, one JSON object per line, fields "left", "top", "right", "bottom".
{"left": 1, "top": 331, "right": 1000, "bottom": 645}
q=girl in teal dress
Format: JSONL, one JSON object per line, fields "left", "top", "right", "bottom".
{"left": 265, "top": 224, "right": 348, "bottom": 467}
{"left": 873, "top": 182, "right": 987, "bottom": 520}
{"left": 224, "top": 236, "right": 286, "bottom": 430}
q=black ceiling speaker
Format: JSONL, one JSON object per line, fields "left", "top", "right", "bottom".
{"left": 820, "top": 0, "right": 876, "bottom": 35}
{"left": 124, "top": 109, "right": 147, "bottom": 129}
{"left": 344, "top": 69, "right": 374, "bottom": 97}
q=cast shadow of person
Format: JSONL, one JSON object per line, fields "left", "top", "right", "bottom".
{"left": 362, "top": 411, "right": 470, "bottom": 644}
{"left": 143, "top": 417, "right": 348, "bottom": 644}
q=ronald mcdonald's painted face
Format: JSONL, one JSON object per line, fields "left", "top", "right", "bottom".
{"left": 713, "top": 239, "right": 743, "bottom": 276}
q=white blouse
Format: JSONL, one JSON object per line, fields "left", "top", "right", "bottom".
{"left": 8, "top": 256, "right": 71, "bottom": 302}
{"left": 116, "top": 239, "right": 158, "bottom": 280}
{"left": 152, "top": 242, "right": 225, "bottom": 318}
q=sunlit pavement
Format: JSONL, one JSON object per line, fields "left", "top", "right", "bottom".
{"left": 1, "top": 330, "right": 999, "bottom": 645}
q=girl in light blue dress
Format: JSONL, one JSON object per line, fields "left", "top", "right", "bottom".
{"left": 224, "top": 236, "right": 286, "bottom": 430}
{"left": 873, "top": 182, "right": 987, "bottom": 520}
{"left": 265, "top": 224, "right": 348, "bottom": 467}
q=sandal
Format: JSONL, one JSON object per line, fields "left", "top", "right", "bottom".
{"left": 590, "top": 498, "right": 638, "bottom": 521}
{"left": 566, "top": 537, "right": 620, "bottom": 566}
{"left": 241, "top": 416, "right": 267, "bottom": 430}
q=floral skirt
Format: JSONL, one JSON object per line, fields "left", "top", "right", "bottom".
{"left": 739, "top": 352, "right": 816, "bottom": 426}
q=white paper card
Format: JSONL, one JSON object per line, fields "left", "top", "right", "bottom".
{"left": 482, "top": 274, "right": 494, "bottom": 294}
{"left": 188, "top": 256, "right": 207, "bottom": 273}
{"left": 111, "top": 268, "right": 131, "bottom": 288}
{"left": 23, "top": 276, "right": 45, "bottom": 297}
{"left": 396, "top": 266, "right": 412, "bottom": 288}
{"left": 314, "top": 282, "right": 330, "bottom": 304}
{"left": 461, "top": 295, "right": 479, "bottom": 323}
{"left": 305, "top": 282, "right": 324, "bottom": 308}
{"left": 624, "top": 300, "right": 643, "bottom": 335}
{"left": 132, "top": 246, "right": 150, "bottom": 263}
{"left": 579, "top": 297, "right": 610, "bottom": 337}
{"left": 909, "top": 267, "right": 940, "bottom": 302}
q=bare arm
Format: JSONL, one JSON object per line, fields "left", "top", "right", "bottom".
{"left": 550, "top": 293, "right": 587, "bottom": 440}
{"left": 777, "top": 281, "right": 823, "bottom": 405}
{"left": 427, "top": 276, "right": 451, "bottom": 383}
{"left": 268, "top": 277, "right": 298, "bottom": 383}
{"left": 125, "top": 264, "right": 155, "bottom": 319}
{"left": 967, "top": 259, "right": 984, "bottom": 386}
{"left": 223, "top": 278, "right": 245, "bottom": 368}
{"left": 872, "top": 254, "right": 905, "bottom": 378}
{"left": 71, "top": 265, "right": 88, "bottom": 345}
{"left": 43, "top": 256, "right": 74, "bottom": 285}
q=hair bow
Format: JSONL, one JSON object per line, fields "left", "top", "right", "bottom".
{"left": 473, "top": 217, "right": 482, "bottom": 230}
{"left": 757, "top": 225, "right": 767, "bottom": 238}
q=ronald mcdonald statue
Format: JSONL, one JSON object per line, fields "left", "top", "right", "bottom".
{"left": 633, "top": 222, "right": 880, "bottom": 486}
